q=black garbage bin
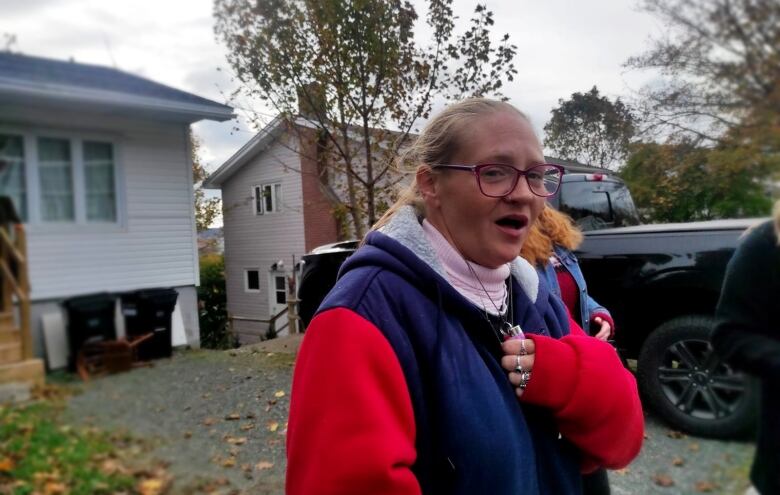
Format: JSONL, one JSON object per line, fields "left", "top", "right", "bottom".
{"left": 121, "top": 288, "right": 178, "bottom": 360}
{"left": 63, "top": 292, "right": 117, "bottom": 370}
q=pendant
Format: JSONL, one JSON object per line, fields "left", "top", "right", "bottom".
{"left": 502, "top": 323, "right": 524, "bottom": 339}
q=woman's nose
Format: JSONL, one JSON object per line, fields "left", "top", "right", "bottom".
{"left": 504, "top": 174, "right": 535, "bottom": 202}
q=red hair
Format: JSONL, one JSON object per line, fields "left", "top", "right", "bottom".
{"left": 521, "top": 206, "right": 583, "bottom": 266}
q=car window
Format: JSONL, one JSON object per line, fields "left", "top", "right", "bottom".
{"left": 559, "top": 180, "right": 640, "bottom": 230}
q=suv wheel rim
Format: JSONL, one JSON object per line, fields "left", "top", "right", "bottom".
{"left": 657, "top": 338, "right": 747, "bottom": 420}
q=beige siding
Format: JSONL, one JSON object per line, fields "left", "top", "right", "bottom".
{"left": 0, "top": 104, "right": 199, "bottom": 302}
{"left": 221, "top": 135, "right": 306, "bottom": 338}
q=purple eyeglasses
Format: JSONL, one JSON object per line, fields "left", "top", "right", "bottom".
{"left": 432, "top": 163, "right": 564, "bottom": 198}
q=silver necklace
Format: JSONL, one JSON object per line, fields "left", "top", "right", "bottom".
{"left": 463, "top": 260, "right": 523, "bottom": 340}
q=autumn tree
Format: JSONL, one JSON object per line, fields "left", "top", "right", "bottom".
{"left": 543, "top": 86, "right": 636, "bottom": 169}
{"left": 621, "top": 141, "right": 772, "bottom": 222}
{"left": 213, "top": 0, "right": 517, "bottom": 237}
{"left": 626, "top": 0, "right": 780, "bottom": 146}
{"left": 191, "top": 132, "right": 221, "bottom": 232}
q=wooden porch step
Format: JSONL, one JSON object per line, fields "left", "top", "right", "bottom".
{"left": 0, "top": 342, "right": 22, "bottom": 365}
{"left": 0, "top": 311, "right": 13, "bottom": 328}
{"left": 0, "top": 327, "right": 20, "bottom": 345}
{"left": 0, "top": 358, "right": 44, "bottom": 388}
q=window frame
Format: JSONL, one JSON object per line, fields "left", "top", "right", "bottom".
{"left": 252, "top": 181, "right": 282, "bottom": 215}
{"left": 244, "top": 268, "right": 261, "bottom": 293}
{"left": 0, "top": 125, "right": 124, "bottom": 229}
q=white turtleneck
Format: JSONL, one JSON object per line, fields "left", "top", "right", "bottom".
{"left": 422, "top": 219, "right": 510, "bottom": 316}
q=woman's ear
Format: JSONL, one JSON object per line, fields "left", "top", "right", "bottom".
{"left": 416, "top": 168, "right": 440, "bottom": 208}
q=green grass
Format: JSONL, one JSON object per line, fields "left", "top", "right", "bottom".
{"left": 0, "top": 400, "right": 137, "bottom": 495}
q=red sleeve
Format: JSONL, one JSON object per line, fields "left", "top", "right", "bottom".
{"left": 521, "top": 316, "right": 643, "bottom": 471}
{"left": 286, "top": 308, "right": 421, "bottom": 495}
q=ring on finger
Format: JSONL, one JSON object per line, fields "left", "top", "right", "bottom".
{"left": 514, "top": 354, "right": 524, "bottom": 374}
{"left": 518, "top": 370, "right": 532, "bottom": 389}
{"left": 519, "top": 340, "right": 528, "bottom": 356}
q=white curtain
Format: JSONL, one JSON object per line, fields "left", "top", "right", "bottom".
{"left": 0, "top": 134, "right": 26, "bottom": 220}
{"left": 38, "top": 137, "right": 74, "bottom": 222}
{"left": 84, "top": 142, "right": 116, "bottom": 222}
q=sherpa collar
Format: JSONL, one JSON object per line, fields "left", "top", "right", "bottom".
{"left": 378, "top": 205, "right": 540, "bottom": 303}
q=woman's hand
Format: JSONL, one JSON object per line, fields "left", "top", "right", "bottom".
{"left": 500, "top": 338, "right": 536, "bottom": 397}
{"left": 592, "top": 316, "right": 612, "bottom": 341}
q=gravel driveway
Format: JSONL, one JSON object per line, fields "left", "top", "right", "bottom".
{"left": 64, "top": 335, "right": 754, "bottom": 495}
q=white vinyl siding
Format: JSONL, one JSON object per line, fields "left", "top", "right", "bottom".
{"left": 222, "top": 136, "right": 305, "bottom": 336}
{"left": 0, "top": 107, "right": 199, "bottom": 301}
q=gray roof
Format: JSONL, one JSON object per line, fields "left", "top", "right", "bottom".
{"left": 0, "top": 52, "right": 233, "bottom": 121}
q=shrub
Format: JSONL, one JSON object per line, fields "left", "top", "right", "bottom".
{"left": 197, "top": 254, "right": 234, "bottom": 349}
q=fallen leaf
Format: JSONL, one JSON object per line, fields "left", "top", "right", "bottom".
{"left": 245, "top": 413, "right": 256, "bottom": 419}
{"left": 255, "top": 461, "right": 274, "bottom": 470}
{"left": 695, "top": 481, "right": 717, "bottom": 492}
{"left": 274, "top": 390, "right": 286, "bottom": 398}
{"left": 643, "top": 433, "right": 650, "bottom": 440}
{"left": 138, "top": 478, "right": 165, "bottom": 495}
{"left": 43, "top": 482, "right": 67, "bottom": 495}
{"left": 222, "top": 457, "right": 236, "bottom": 468}
{"left": 240, "top": 423, "right": 255, "bottom": 431}
{"left": 652, "top": 473, "right": 675, "bottom": 487}
{"left": 688, "top": 442, "right": 701, "bottom": 452}
{"left": 672, "top": 457, "right": 685, "bottom": 467}
{"left": 267, "top": 421, "right": 279, "bottom": 432}
{"left": 666, "top": 430, "right": 686, "bottom": 439}
{"left": 226, "top": 436, "right": 247, "bottom": 445}
{"left": 203, "top": 417, "right": 217, "bottom": 426}
{"left": 100, "top": 459, "right": 123, "bottom": 475}
{"left": 241, "top": 463, "right": 252, "bottom": 473}
{"left": 183, "top": 431, "right": 193, "bottom": 439}
{"left": 614, "top": 468, "right": 629, "bottom": 476}
{"left": 266, "top": 352, "right": 275, "bottom": 357}
{"left": 0, "top": 457, "right": 14, "bottom": 472}
{"left": 225, "top": 413, "right": 241, "bottom": 421}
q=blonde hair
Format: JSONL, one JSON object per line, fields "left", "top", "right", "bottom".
{"left": 371, "top": 98, "right": 529, "bottom": 233}
{"left": 520, "top": 205, "right": 583, "bottom": 266}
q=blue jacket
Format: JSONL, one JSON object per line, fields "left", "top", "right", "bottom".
{"left": 318, "top": 216, "right": 582, "bottom": 494}
{"left": 287, "top": 207, "right": 644, "bottom": 495}
{"left": 538, "top": 245, "right": 610, "bottom": 335}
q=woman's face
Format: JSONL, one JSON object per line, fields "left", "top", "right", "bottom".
{"left": 420, "top": 111, "right": 546, "bottom": 268}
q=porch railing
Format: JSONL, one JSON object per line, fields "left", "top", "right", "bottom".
{"left": 0, "top": 198, "right": 32, "bottom": 360}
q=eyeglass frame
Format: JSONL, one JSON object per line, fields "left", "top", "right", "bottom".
{"left": 431, "top": 163, "right": 565, "bottom": 198}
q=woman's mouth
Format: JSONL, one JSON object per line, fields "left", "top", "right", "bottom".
{"left": 495, "top": 214, "right": 529, "bottom": 237}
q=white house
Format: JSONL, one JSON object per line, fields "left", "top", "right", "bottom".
{"left": 0, "top": 52, "right": 234, "bottom": 358}
{"left": 203, "top": 117, "right": 343, "bottom": 340}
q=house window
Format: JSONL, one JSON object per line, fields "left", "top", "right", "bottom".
{"left": 245, "top": 269, "right": 260, "bottom": 292}
{"left": 253, "top": 183, "right": 281, "bottom": 215}
{"left": 0, "top": 135, "right": 26, "bottom": 220}
{"left": 274, "top": 275, "right": 286, "bottom": 304}
{"left": 84, "top": 141, "right": 116, "bottom": 222}
{"left": 38, "top": 137, "right": 75, "bottom": 222}
{"left": 0, "top": 132, "right": 119, "bottom": 225}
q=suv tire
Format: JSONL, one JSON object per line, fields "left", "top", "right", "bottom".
{"left": 637, "top": 315, "right": 758, "bottom": 439}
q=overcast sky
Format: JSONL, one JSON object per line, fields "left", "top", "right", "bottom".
{"left": 3, "top": 0, "right": 665, "bottom": 175}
